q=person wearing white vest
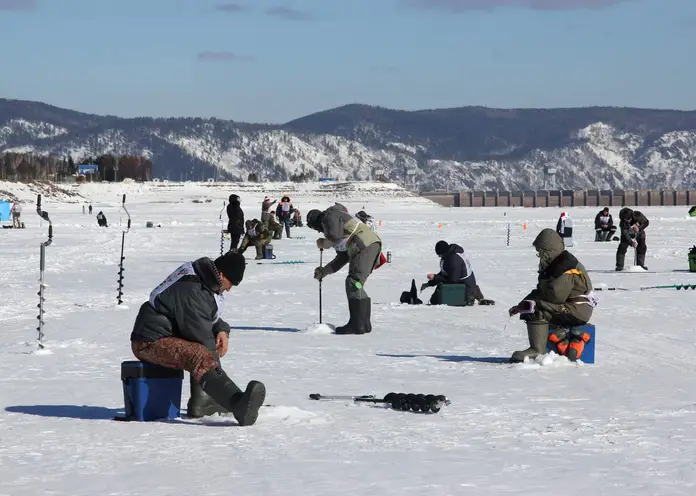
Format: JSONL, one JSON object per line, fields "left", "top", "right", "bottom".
{"left": 275, "top": 195, "right": 295, "bottom": 238}
{"left": 129, "top": 252, "right": 266, "bottom": 426}
{"left": 421, "top": 241, "right": 486, "bottom": 305}
{"left": 555, "top": 212, "right": 573, "bottom": 247}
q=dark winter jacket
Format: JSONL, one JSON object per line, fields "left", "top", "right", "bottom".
{"left": 226, "top": 197, "right": 245, "bottom": 235}
{"left": 594, "top": 211, "right": 614, "bottom": 230}
{"left": 619, "top": 210, "right": 648, "bottom": 243}
{"left": 276, "top": 197, "right": 294, "bottom": 220}
{"left": 523, "top": 229, "right": 593, "bottom": 323}
{"left": 97, "top": 212, "right": 108, "bottom": 227}
{"left": 426, "top": 243, "right": 478, "bottom": 289}
{"left": 130, "top": 257, "right": 230, "bottom": 350}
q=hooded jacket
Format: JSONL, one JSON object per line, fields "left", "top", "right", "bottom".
{"left": 428, "top": 243, "right": 478, "bottom": 289}
{"left": 276, "top": 196, "right": 294, "bottom": 220}
{"left": 523, "top": 229, "right": 594, "bottom": 323}
{"left": 320, "top": 203, "right": 381, "bottom": 254}
{"left": 308, "top": 203, "right": 382, "bottom": 273}
{"left": 226, "top": 195, "right": 245, "bottom": 235}
{"left": 130, "top": 257, "right": 231, "bottom": 349}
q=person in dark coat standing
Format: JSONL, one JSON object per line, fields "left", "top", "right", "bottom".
{"left": 226, "top": 194, "right": 245, "bottom": 251}
{"left": 275, "top": 195, "right": 294, "bottom": 238}
{"left": 129, "top": 252, "right": 266, "bottom": 426}
{"left": 616, "top": 208, "right": 649, "bottom": 270}
{"left": 421, "top": 241, "right": 486, "bottom": 305}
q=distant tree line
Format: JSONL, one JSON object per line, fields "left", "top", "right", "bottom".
{"left": 0, "top": 152, "right": 152, "bottom": 182}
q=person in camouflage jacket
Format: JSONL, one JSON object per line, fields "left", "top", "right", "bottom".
{"left": 307, "top": 203, "right": 382, "bottom": 334}
{"left": 238, "top": 219, "right": 273, "bottom": 260}
{"left": 509, "top": 228, "right": 597, "bottom": 363}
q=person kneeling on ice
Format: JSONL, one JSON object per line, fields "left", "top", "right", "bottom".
{"left": 238, "top": 219, "right": 272, "bottom": 260}
{"left": 509, "top": 228, "right": 597, "bottom": 363}
{"left": 130, "top": 252, "right": 266, "bottom": 426}
{"left": 307, "top": 203, "right": 382, "bottom": 334}
{"left": 420, "top": 240, "right": 488, "bottom": 306}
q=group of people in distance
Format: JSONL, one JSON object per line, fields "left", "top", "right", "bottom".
{"left": 125, "top": 197, "right": 651, "bottom": 426}
{"left": 224, "top": 195, "right": 301, "bottom": 260}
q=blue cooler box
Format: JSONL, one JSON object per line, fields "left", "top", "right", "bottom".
{"left": 547, "top": 324, "right": 596, "bottom": 364}
{"left": 120, "top": 361, "right": 183, "bottom": 421}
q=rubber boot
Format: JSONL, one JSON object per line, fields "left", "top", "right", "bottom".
{"left": 510, "top": 322, "right": 549, "bottom": 363}
{"left": 364, "top": 298, "right": 372, "bottom": 333}
{"left": 335, "top": 299, "right": 367, "bottom": 335}
{"left": 199, "top": 367, "right": 266, "bottom": 426}
{"left": 187, "top": 375, "right": 232, "bottom": 418}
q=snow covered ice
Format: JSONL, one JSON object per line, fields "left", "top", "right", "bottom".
{"left": 2, "top": 180, "right": 696, "bottom": 495}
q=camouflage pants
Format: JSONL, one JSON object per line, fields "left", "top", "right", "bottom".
{"left": 131, "top": 338, "right": 218, "bottom": 382}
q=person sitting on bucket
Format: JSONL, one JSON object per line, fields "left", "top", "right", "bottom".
{"left": 420, "top": 240, "right": 488, "bottom": 306}
{"left": 238, "top": 219, "right": 272, "bottom": 260}
{"left": 307, "top": 203, "right": 382, "bottom": 335}
{"left": 96, "top": 211, "right": 108, "bottom": 227}
{"left": 508, "top": 228, "right": 597, "bottom": 363}
{"left": 594, "top": 207, "right": 617, "bottom": 241}
{"left": 129, "top": 251, "right": 266, "bottom": 426}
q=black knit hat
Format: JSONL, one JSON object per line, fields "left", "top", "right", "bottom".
{"left": 435, "top": 240, "right": 449, "bottom": 256}
{"left": 214, "top": 252, "right": 246, "bottom": 286}
{"left": 306, "top": 209, "right": 324, "bottom": 231}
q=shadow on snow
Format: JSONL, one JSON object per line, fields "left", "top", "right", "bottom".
{"left": 377, "top": 353, "right": 508, "bottom": 364}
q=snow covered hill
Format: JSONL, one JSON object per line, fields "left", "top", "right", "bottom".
{"left": 2, "top": 98, "right": 696, "bottom": 190}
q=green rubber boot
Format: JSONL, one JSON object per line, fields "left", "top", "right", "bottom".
{"left": 510, "top": 322, "right": 549, "bottom": 363}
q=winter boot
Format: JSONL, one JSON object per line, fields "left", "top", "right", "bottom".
{"left": 254, "top": 244, "right": 264, "bottom": 260}
{"left": 510, "top": 322, "right": 549, "bottom": 363}
{"left": 335, "top": 299, "right": 367, "bottom": 335}
{"left": 187, "top": 375, "right": 231, "bottom": 418}
{"left": 364, "top": 298, "right": 372, "bottom": 333}
{"left": 199, "top": 367, "right": 266, "bottom": 426}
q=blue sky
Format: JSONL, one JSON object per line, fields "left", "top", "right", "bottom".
{"left": 0, "top": 0, "right": 693, "bottom": 123}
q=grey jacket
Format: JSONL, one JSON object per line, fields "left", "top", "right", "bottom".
{"left": 130, "top": 257, "right": 230, "bottom": 349}
{"left": 321, "top": 203, "right": 382, "bottom": 273}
